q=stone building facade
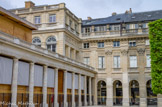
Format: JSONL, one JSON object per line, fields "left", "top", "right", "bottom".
{"left": 7, "top": 1, "right": 162, "bottom": 107}
{"left": 0, "top": 5, "right": 97, "bottom": 107}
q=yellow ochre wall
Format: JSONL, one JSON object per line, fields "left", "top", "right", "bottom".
{"left": 0, "top": 16, "right": 32, "bottom": 43}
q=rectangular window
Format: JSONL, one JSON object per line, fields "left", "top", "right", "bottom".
{"left": 98, "top": 56, "right": 105, "bottom": 69}
{"left": 113, "top": 41, "right": 120, "bottom": 47}
{"left": 114, "top": 56, "right": 120, "bottom": 68}
{"left": 83, "top": 43, "right": 89, "bottom": 49}
{"left": 34, "top": 16, "right": 41, "bottom": 24}
{"left": 49, "top": 14, "right": 56, "bottom": 23}
{"left": 129, "top": 41, "right": 136, "bottom": 47}
{"left": 142, "top": 23, "right": 147, "bottom": 28}
{"left": 130, "top": 56, "right": 137, "bottom": 68}
{"left": 84, "top": 57, "right": 90, "bottom": 65}
{"left": 98, "top": 42, "right": 104, "bottom": 48}
{"left": 75, "top": 24, "right": 78, "bottom": 31}
{"left": 85, "top": 27, "right": 91, "bottom": 33}
{"left": 135, "top": 24, "right": 139, "bottom": 29}
{"left": 146, "top": 55, "right": 151, "bottom": 67}
{"left": 126, "top": 24, "right": 130, "bottom": 30}
{"left": 146, "top": 40, "right": 150, "bottom": 45}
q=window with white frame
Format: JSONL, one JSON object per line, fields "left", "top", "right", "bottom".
{"left": 69, "top": 20, "right": 72, "bottom": 28}
{"left": 146, "top": 40, "right": 150, "bottom": 45}
{"left": 130, "top": 56, "right": 137, "bottom": 68}
{"left": 84, "top": 57, "right": 90, "bottom": 65}
{"left": 129, "top": 41, "right": 136, "bottom": 47}
{"left": 83, "top": 43, "right": 89, "bottom": 49}
{"left": 114, "top": 56, "right": 120, "bottom": 68}
{"left": 98, "top": 56, "right": 105, "bottom": 69}
{"left": 49, "top": 14, "right": 56, "bottom": 23}
{"left": 32, "top": 37, "right": 41, "bottom": 46}
{"left": 146, "top": 55, "right": 151, "bottom": 67}
{"left": 46, "top": 36, "right": 57, "bottom": 52}
{"left": 98, "top": 42, "right": 104, "bottom": 48}
{"left": 34, "top": 16, "right": 41, "bottom": 24}
{"left": 135, "top": 24, "right": 139, "bottom": 29}
{"left": 113, "top": 41, "right": 120, "bottom": 47}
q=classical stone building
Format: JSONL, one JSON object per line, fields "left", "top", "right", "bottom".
{"left": 1, "top": 1, "right": 162, "bottom": 107}
{"left": 0, "top": 5, "right": 96, "bottom": 107}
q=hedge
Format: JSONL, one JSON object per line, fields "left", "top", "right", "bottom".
{"left": 149, "top": 19, "right": 162, "bottom": 94}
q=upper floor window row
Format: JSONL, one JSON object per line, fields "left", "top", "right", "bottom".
{"left": 49, "top": 14, "right": 56, "bottom": 23}
{"left": 34, "top": 15, "right": 56, "bottom": 24}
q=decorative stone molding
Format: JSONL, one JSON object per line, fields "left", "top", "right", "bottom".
{"left": 105, "top": 50, "right": 112, "bottom": 56}
{"left": 121, "top": 49, "right": 128, "bottom": 56}
{"left": 137, "top": 48, "right": 145, "bottom": 55}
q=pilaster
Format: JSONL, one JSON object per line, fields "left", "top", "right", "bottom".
{"left": 43, "top": 65, "right": 48, "bottom": 107}
{"left": 72, "top": 73, "right": 75, "bottom": 107}
{"left": 63, "top": 70, "right": 68, "bottom": 107}
{"left": 54, "top": 68, "right": 59, "bottom": 107}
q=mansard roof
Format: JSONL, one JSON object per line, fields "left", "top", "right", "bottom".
{"left": 82, "top": 10, "right": 162, "bottom": 26}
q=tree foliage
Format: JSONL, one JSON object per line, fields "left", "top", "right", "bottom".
{"left": 149, "top": 19, "right": 162, "bottom": 94}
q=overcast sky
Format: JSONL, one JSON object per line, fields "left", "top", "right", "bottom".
{"left": 0, "top": 0, "right": 162, "bottom": 20}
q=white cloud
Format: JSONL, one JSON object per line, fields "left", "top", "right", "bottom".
{"left": 0, "top": 0, "right": 162, "bottom": 19}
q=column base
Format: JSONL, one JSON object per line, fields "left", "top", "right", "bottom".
{"left": 106, "top": 98, "right": 113, "bottom": 107}
{"left": 42, "top": 103, "right": 48, "bottom": 107}
{"left": 158, "top": 98, "right": 162, "bottom": 107}
{"left": 123, "top": 98, "right": 129, "bottom": 107}
{"left": 54, "top": 103, "right": 59, "bottom": 107}
{"left": 72, "top": 102, "right": 75, "bottom": 107}
{"left": 140, "top": 98, "right": 147, "bottom": 107}
{"left": 78, "top": 101, "right": 82, "bottom": 107}
{"left": 29, "top": 103, "right": 35, "bottom": 107}
{"left": 64, "top": 102, "right": 68, "bottom": 107}
{"left": 11, "top": 104, "right": 18, "bottom": 107}
{"left": 89, "top": 101, "right": 92, "bottom": 106}
{"left": 84, "top": 101, "right": 87, "bottom": 106}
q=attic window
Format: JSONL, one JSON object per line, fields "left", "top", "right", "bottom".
{"left": 116, "top": 18, "right": 121, "bottom": 21}
{"left": 148, "top": 15, "right": 151, "bottom": 17}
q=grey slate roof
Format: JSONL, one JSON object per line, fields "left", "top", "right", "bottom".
{"left": 82, "top": 10, "right": 162, "bottom": 26}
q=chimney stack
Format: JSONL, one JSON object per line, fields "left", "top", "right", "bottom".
{"left": 112, "top": 12, "right": 117, "bottom": 16}
{"left": 25, "top": 1, "right": 35, "bottom": 8}
{"left": 87, "top": 17, "right": 92, "bottom": 20}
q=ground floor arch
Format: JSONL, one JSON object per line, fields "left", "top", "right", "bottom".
{"left": 97, "top": 80, "right": 106, "bottom": 105}
{"left": 129, "top": 80, "right": 139, "bottom": 106}
{"left": 113, "top": 80, "right": 122, "bottom": 106}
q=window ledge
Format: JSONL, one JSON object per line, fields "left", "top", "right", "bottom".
{"left": 98, "top": 68, "right": 106, "bottom": 70}
{"left": 129, "top": 67, "right": 138, "bottom": 69}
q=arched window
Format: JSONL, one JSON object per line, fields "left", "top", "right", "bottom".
{"left": 46, "top": 36, "right": 56, "bottom": 52}
{"left": 32, "top": 37, "right": 41, "bottom": 46}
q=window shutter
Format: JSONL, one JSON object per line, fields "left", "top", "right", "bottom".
{"left": 81, "top": 76, "right": 84, "bottom": 90}
{"left": 18, "top": 61, "right": 30, "bottom": 86}
{"left": 34, "top": 65, "right": 43, "bottom": 87}
{"left": 67, "top": 72, "right": 72, "bottom": 89}
{"left": 47, "top": 68, "right": 55, "bottom": 88}
{"left": 75, "top": 74, "right": 79, "bottom": 89}
{"left": 134, "top": 56, "right": 137, "bottom": 67}
{"left": 0, "top": 57, "right": 13, "bottom": 84}
{"left": 147, "top": 55, "right": 151, "bottom": 67}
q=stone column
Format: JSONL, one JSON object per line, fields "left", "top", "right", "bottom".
{"left": 54, "top": 68, "right": 59, "bottom": 107}
{"left": 63, "top": 70, "right": 68, "bottom": 107}
{"left": 84, "top": 76, "right": 87, "bottom": 106}
{"left": 72, "top": 73, "right": 75, "bottom": 107}
{"left": 78, "top": 74, "right": 82, "bottom": 107}
{"left": 106, "top": 78, "right": 113, "bottom": 107}
{"left": 29, "top": 62, "right": 35, "bottom": 107}
{"left": 137, "top": 48, "right": 147, "bottom": 107}
{"left": 89, "top": 77, "right": 92, "bottom": 105}
{"left": 93, "top": 77, "right": 98, "bottom": 105}
{"left": 139, "top": 83, "right": 147, "bottom": 107}
{"left": 122, "top": 72, "right": 129, "bottom": 107}
{"left": 158, "top": 94, "right": 162, "bottom": 107}
{"left": 11, "top": 58, "right": 19, "bottom": 107}
{"left": 43, "top": 65, "right": 48, "bottom": 107}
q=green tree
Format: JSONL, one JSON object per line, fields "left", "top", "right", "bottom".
{"left": 149, "top": 19, "right": 162, "bottom": 94}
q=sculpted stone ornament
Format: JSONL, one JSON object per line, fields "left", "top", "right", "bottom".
{"left": 137, "top": 48, "right": 145, "bottom": 55}
{"left": 105, "top": 50, "right": 112, "bottom": 55}
{"left": 121, "top": 49, "right": 128, "bottom": 56}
